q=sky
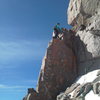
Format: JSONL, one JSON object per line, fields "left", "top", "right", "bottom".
{"left": 0, "top": 0, "right": 70, "bottom": 100}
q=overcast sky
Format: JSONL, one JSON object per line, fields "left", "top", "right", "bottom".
{"left": 0, "top": 0, "right": 70, "bottom": 100}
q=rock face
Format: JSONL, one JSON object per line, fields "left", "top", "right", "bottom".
{"left": 23, "top": 30, "right": 77, "bottom": 100}
{"left": 68, "top": 0, "right": 100, "bottom": 75}
{"left": 68, "top": 0, "right": 100, "bottom": 26}
{"left": 22, "top": 0, "right": 100, "bottom": 100}
{"left": 37, "top": 33, "right": 77, "bottom": 100}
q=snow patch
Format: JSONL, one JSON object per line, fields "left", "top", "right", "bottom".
{"left": 85, "top": 91, "right": 100, "bottom": 100}
{"left": 77, "top": 70, "right": 99, "bottom": 84}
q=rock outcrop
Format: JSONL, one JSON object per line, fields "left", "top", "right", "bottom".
{"left": 67, "top": 0, "right": 100, "bottom": 75}
{"left": 23, "top": 29, "right": 78, "bottom": 100}
{"left": 68, "top": 0, "right": 100, "bottom": 26}
{"left": 37, "top": 31, "right": 77, "bottom": 100}
{"left": 22, "top": 0, "right": 100, "bottom": 100}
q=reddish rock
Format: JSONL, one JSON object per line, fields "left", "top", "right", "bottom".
{"left": 37, "top": 30, "right": 77, "bottom": 100}
{"left": 22, "top": 30, "right": 77, "bottom": 100}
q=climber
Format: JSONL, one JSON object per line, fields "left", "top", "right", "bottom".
{"left": 52, "top": 23, "right": 62, "bottom": 39}
{"left": 52, "top": 27, "right": 59, "bottom": 39}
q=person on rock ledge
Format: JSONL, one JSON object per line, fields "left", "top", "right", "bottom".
{"left": 52, "top": 23, "right": 62, "bottom": 39}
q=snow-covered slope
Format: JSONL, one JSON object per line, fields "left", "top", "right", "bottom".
{"left": 77, "top": 70, "right": 100, "bottom": 100}
{"left": 85, "top": 91, "right": 100, "bottom": 100}
{"left": 77, "top": 70, "right": 99, "bottom": 84}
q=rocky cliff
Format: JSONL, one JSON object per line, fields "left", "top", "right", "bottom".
{"left": 23, "top": 29, "right": 78, "bottom": 100}
{"left": 23, "top": 0, "right": 100, "bottom": 100}
{"left": 68, "top": 0, "right": 100, "bottom": 75}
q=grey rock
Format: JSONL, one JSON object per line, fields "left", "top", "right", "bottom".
{"left": 65, "top": 83, "right": 80, "bottom": 94}
{"left": 73, "top": 85, "right": 85, "bottom": 98}
{"left": 75, "top": 96, "right": 85, "bottom": 100}
{"left": 97, "top": 70, "right": 100, "bottom": 76}
{"left": 57, "top": 93, "right": 64, "bottom": 100}
{"left": 68, "top": 0, "right": 100, "bottom": 26}
{"left": 82, "top": 83, "right": 92, "bottom": 96}
{"left": 93, "top": 76, "right": 100, "bottom": 83}
{"left": 93, "top": 82, "right": 100, "bottom": 94}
